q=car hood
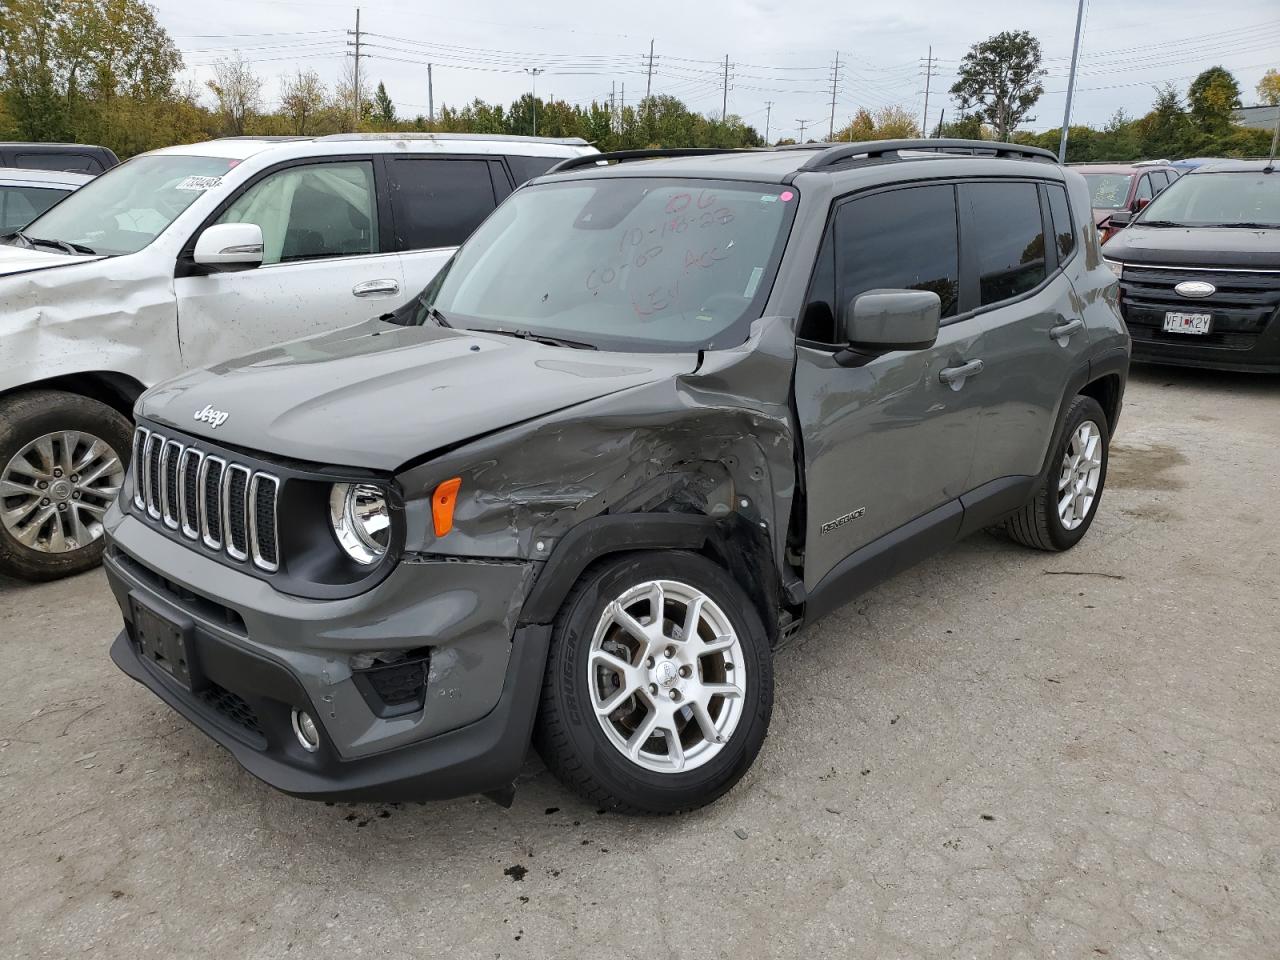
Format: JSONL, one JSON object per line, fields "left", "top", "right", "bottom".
{"left": 0, "top": 242, "right": 103, "bottom": 277}
{"left": 138, "top": 319, "right": 699, "bottom": 470}
{"left": 1104, "top": 225, "right": 1280, "bottom": 269}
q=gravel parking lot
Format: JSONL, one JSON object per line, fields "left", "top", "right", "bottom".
{"left": 2, "top": 364, "right": 1278, "bottom": 960}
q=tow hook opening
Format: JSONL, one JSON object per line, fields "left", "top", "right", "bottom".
{"left": 350, "top": 648, "right": 432, "bottom": 718}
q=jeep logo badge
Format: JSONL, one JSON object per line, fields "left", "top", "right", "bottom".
{"left": 193, "top": 404, "right": 229, "bottom": 429}
{"left": 1174, "top": 280, "right": 1215, "bottom": 298}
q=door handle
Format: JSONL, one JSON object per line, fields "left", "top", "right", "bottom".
{"left": 939, "top": 359, "right": 984, "bottom": 386}
{"left": 1050, "top": 318, "right": 1084, "bottom": 342}
{"left": 352, "top": 278, "right": 400, "bottom": 298}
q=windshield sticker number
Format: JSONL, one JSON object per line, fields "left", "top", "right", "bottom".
{"left": 175, "top": 175, "right": 223, "bottom": 192}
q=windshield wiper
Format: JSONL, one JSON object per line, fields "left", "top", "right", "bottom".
{"left": 472, "top": 327, "right": 597, "bottom": 350}
{"left": 1133, "top": 219, "right": 1186, "bottom": 228}
{"left": 1199, "top": 222, "right": 1280, "bottom": 229}
{"left": 21, "top": 233, "right": 97, "bottom": 255}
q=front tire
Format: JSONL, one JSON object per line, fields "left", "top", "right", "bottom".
{"left": 1001, "top": 394, "right": 1110, "bottom": 552}
{"left": 0, "top": 390, "right": 132, "bottom": 582}
{"left": 534, "top": 551, "right": 773, "bottom": 814}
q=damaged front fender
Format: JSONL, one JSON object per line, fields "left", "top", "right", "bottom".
{"left": 396, "top": 315, "right": 801, "bottom": 624}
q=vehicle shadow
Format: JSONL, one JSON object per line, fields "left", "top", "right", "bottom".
{"left": 1128, "top": 360, "right": 1280, "bottom": 394}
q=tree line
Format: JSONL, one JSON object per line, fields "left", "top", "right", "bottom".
{"left": 1, "top": 1, "right": 1275, "bottom": 161}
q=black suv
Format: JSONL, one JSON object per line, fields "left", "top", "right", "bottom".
{"left": 0, "top": 142, "right": 118, "bottom": 174}
{"left": 1105, "top": 159, "right": 1280, "bottom": 372}
{"left": 104, "top": 140, "right": 1129, "bottom": 813}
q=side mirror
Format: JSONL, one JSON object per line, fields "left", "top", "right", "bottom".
{"left": 192, "top": 222, "right": 263, "bottom": 269}
{"left": 1108, "top": 209, "right": 1133, "bottom": 229}
{"left": 1134, "top": 197, "right": 1151, "bottom": 211}
{"left": 841, "top": 289, "right": 941, "bottom": 355}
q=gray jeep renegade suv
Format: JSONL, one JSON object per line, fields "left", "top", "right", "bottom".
{"left": 103, "top": 139, "right": 1130, "bottom": 814}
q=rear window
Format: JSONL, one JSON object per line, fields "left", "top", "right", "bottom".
{"left": 1082, "top": 173, "right": 1133, "bottom": 210}
{"left": 386, "top": 157, "right": 498, "bottom": 251}
{"left": 1046, "top": 184, "right": 1076, "bottom": 262}
{"left": 961, "top": 182, "right": 1048, "bottom": 307}
{"left": 16, "top": 152, "right": 102, "bottom": 173}
{"left": 507, "top": 155, "right": 562, "bottom": 185}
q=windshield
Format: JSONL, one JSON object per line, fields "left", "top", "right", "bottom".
{"left": 404, "top": 177, "right": 797, "bottom": 352}
{"left": 19, "top": 154, "right": 236, "bottom": 255}
{"left": 1082, "top": 173, "right": 1134, "bottom": 210}
{"left": 1136, "top": 171, "right": 1280, "bottom": 227}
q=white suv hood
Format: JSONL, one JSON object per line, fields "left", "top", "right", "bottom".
{"left": 0, "top": 243, "right": 103, "bottom": 277}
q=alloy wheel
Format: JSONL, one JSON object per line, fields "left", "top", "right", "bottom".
{"left": 1057, "top": 420, "right": 1103, "bottom": 531}
{"left": 587, "top": 579, "right": 746, "bottom": 774}
{"left": 0, "top": 431, "right": 124, "bottom": 553}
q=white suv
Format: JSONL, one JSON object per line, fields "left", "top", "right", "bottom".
{"left": 0, "top": 133, "right": 597, "bottom": 581}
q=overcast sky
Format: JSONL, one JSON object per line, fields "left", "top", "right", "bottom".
{"left": 154, "top": 0, "right": 1279, "bottom": 140}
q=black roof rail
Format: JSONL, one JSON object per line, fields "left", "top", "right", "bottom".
{"left": 546, "top": 147, "right": 748, "bottom": 174}
{"left": 796, "top": 138, "right": 1059, "bottom": 172}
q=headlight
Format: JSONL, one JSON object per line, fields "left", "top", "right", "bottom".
{"left": 329, "top": 482, "right": 390, "bottom": 565}
{"left": 1104, "top": 259, "right": 1124, "bottom": 279}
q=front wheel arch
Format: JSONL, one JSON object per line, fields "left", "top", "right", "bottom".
{"left": 518, "top": 513, "right": 784, "bottom": 645}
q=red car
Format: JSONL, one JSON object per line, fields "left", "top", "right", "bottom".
{"left": 1071, "top": 162, "right": 1181, "bottom": 243}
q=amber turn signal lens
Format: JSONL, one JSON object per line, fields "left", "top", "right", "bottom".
{"left": 431, "top": 477, "right": 462, "bottom": 537}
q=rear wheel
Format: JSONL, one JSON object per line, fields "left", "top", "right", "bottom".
{"left": 535, "top": 551, "right": 773, "bottom": 814}
{"left": 1001, "top": 394, "right": 1109, "bottom": 552}
{"left": 0, "top": 390, "right": 131, "bottom": 582}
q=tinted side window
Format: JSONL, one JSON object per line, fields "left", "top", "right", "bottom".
{"left": 833, "top": 184, "right": 960, "bottom": 326}
{"left": 386, "top": 158, "right": 497, "bottom": 251}
{"left": 962, "top": 182, "right": 1048, "bottom": 307}
{"left": 1135, "top": 175, "right": 1154, "bottom": 203}
{"left": 16, "top": 152, "right": 100, "bottom": 173}
{"left": 1046, "top": 184, "right": 1075, "bottom": 262}
{"left": 507, "top": 155, "right": 561, "bottom": 185}
{"left": 0, "top": 185, "right": 68, "bottom": 232}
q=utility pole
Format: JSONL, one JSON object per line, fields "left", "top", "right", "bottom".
{"left": 1058, "top": 0, "right": 1086, "bottom": 161}
{"left": 346, "top": 7, "right": 364, "bottom": 128}
{"left": 524, "top": 67, "right": 543, "bottom": 136}
{"left": 796, "top": 118, "right": 809, "bottom": 142}
{"left": 764, "top": 100, "right": 773, "bottom": 145}
{"left": 721, "top": 55, "right": 730, "bottom": 123}
{"left": 644, "top": 39, "right": 655, "bottom": 106}
{"left": 920, "top": 46, "right": 938, "bottom": 137}
{"left": 427, "top": 63, "right": 434, "bottom": 123}
{"left": 828, "top": 52, "right": 841, "bottom": 141}
{"left": 1269, "top": 104, "right": 1280, "bottom": 164}
{"left": 610, "top": 81, "right": 616, "bottom": 133}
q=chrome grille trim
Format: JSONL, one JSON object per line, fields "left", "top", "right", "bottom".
{"left": 199, "top": 456, "right": 226, "bottom": 550}
{"left": 129, "top": 431, "right": 283, "bottom": 574}
{"left": 248, "top": 473, "right": 280, "bottom": 572}
{"left": 132, "top": 427, "right": 150, "bottom": 509}
{"left": 144, "top": 432, "right": 163, "bottom": 520}
{"left": 222, "top": 463, "right": 252, "bottom": 562}
{"left": 159, "top": 439, "right": 183, "bottom": 530}
{"left": 178, "top": 448, "right": 204, "bottom": 540}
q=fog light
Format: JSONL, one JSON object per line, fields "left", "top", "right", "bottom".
{"left": 292, "top": 709, "right": 320, "bottom": 752}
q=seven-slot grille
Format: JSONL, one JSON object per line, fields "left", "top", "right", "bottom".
{"left": 132, "top": 427, "right": 280, "bottom": 572}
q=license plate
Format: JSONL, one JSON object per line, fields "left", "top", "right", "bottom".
{"left": 129, "top": 595, "right": 199, "bottom": 690}
{"left": 1163, "top": 311, "right": 1212, "bottom": 335}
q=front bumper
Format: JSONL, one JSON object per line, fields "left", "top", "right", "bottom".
{"left": 104, "top": 508, "right": 548, "bottom": 802}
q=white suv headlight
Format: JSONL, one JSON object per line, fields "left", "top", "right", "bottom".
{"left": 1104, "top": 259, "right": 1124, "bottom": 279}
{"left": 329, "top": 482, "right": 391, "bottom": 565}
